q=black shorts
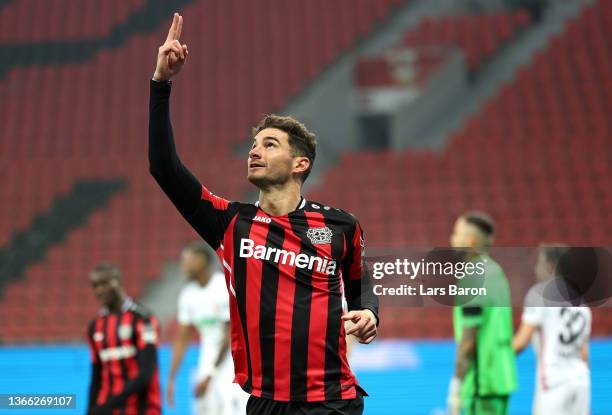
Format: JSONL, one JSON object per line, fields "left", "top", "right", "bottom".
{"left": 246, "top": 393, "right": 364, "bottom": 415}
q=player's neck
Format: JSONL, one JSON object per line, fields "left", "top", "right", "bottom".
{"left": 107, "top": 292, "right": 126, "bottom": 314}
{"left": 258, "top": 182, "right": 302, "bottom": 216}
{"left": 196, "top": 270, "right": 211, "bottom": 286}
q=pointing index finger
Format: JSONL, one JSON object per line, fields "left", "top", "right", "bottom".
{"left": 166, "top": 13, "right": 179, "bottom": 41}
{"left": 175, "top": 14, "right": 183, "bottom": 40}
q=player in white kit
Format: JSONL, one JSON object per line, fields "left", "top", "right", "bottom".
{"left": 513, "top": 245, "right": 591, "bottom": 415}
{"left": 166, "top": 241, "right": 248, "bottom": 415}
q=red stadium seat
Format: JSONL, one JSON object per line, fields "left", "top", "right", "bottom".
{"left": 308, "top": 0, "right": 612, "bottom": 338}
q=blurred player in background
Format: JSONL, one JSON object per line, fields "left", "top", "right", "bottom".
{"left": 87, "top": 262, "right": 161, "bottom": 415}
{"left": 166, "top": 241, "right": 247, "bottom": 415}
{"left": 149, "top": 13, "right": 378, "bottom": 415}
{"left": 447, "top": 212, "right": 517, "bottom": 415}
{"left": 513, "top": 245, "right": 591, "bottom": 415}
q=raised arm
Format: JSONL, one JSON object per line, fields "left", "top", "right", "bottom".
{"left": 148, "top": 14, "right": 238, "bottom": 250}
{"left": 149, "top": 78, "right": 201, "bottom": 215}
{"left": 148, "top": 13, "right": 201, "bottom": 215}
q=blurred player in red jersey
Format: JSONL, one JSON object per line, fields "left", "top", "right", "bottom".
{"left": 149, "top": 13, "right": 378, "bottom": 415}
{"left": 87, "top": 262, "right": 162, "bottom": 415}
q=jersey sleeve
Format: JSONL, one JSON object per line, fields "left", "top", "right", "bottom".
{"left": 87, "top": 320, "right": 101, "bottom": 411}
{"left": 136, "top": 315, "right": 160, "bottom": 350}
{"left": 149, "top": 80, "right": 238, "bottom": 250}
{"left": 342, "top": 220, "right": 379, "bottom": 323}
{"left": 189, "top": 186, "right": 239, "bottom": 250}
{"left": 87, "top": 320, "right": 99, "bottom": 363}
{"left": 177, "top": 287, "right": 192, "bottom": 326}
{"left": 584, "top": 307, "right": 592, "bottom": 340}
{"left": 522, "top": 286, "right": 545, "bottom": 326}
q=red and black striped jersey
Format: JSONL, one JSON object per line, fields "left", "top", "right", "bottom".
{"left": 149, "top": 80, "right": 379, "bottom": 402}
{"left": 87, "top": 298, "right": 161, "bottom": 414}
{"left": 198, "top": 189, "right": 378, "bottom": 402}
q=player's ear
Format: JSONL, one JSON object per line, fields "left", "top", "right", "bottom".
{"left": 292, "top": 156, "right": 310, "bottom": 175}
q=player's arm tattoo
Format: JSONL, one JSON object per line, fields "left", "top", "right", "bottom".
{"left": 455, "top": 327, "right": 477, "bottom": 380}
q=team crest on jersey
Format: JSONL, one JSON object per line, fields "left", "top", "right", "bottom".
{"left": 306, "top": 227, "right": 333, "bottom": 245}
{"left": 93, "top": 332, "right": 104, "bottom": 342}
{"left": 118, "top": 324, "right": 133, "bottom": 340}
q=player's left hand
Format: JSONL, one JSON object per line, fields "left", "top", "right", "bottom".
{"left": 342, "top": 309, "right": 377, "bottom": 344}
{"left": 194, "top": 376, "right": 211, "bottom": 398}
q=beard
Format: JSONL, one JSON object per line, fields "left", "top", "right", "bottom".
{"left": 247, "top": 170, "right": 290, "bottom": 188}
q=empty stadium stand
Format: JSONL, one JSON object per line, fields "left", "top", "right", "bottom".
{"left": 0, "top": 0, "right": 406, "bottom": 342}
{"left": 310, "top": 0, "right": 612, "bottom": 338}
{"left": 402, "top": 10, "right": 531, "bottom": 71}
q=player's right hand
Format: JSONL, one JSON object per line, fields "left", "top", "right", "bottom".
{"left": 153, "top": 13, "right": 188, "bottom": 82}
{"left": 446, "top": 377, "right": 462, "bottom": 415}
{"left": 165, "top": 378, "right": 175, "bottom": 408}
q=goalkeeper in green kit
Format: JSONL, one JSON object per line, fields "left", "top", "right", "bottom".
{"left": 447, "top": 212, "right": 517, "bottom": 415}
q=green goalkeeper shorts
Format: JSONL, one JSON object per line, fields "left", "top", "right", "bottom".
{"left": 462, "top": 395, "right": 509, "bottom": 415}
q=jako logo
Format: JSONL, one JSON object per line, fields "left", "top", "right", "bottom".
{"left": 254, "top": 216, "right": 272, "bottom": 224}
{"left": 239, "top": 238, "right": 337, "bottom": 275}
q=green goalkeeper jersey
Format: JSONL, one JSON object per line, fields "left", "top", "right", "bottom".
{"left": 453, "top": 254, "right": 517, "bottom": 398}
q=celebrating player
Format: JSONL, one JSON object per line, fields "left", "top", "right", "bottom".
{"left": 149, "top": 13, "right": 378, "bottom": 415}
{"left": 167, "top": 242, "right": 247, "bottom": 414}
{"left": 513, "top": 245, "right": 591, "bottom": 415}
{"left": 447, "top": 212, "right": 517, "bottom": 415}
{"left": 86, "top": 262, "right": 161, "bottom": 415}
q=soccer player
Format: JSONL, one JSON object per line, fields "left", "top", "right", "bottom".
{"left": 149, "top": 13, "right": 378, "bottom": 415}
{"left": 166, "top": 241, "right": 247, "bottom": 415}
{"left": 513, "top": 245, "right": 591, "bottom": 415}
{"left": 447, "top": 212, "right": 517, "bottom": 415}
{"left": 87, "top": 262, "right": 162, "bottom": 415}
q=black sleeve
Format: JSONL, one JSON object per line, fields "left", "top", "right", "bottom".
{"left": 148, "top": 79, "right": 202, "bottom": 215}
{"left": 86, "top": 323, "right": 101, "bottom": 412}
{"left": 148, "top": 80, "right": 237, "bottom": 249}
{"left": 94, "top": 345, "right": 157, "bottom": 412}
{"left": 342, "top": 221, "right": 380, "bottom": 325}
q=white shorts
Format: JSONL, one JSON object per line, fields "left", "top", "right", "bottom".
{"left": 535, "top": 377, "right": 590, "bottom": 415}
{"left": 191, "top": 365, "right": 248, "bottom": 415}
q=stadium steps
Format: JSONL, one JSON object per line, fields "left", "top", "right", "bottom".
{"left": 308, "top": 0, "right": 612, "bottom": 338}
{"left": 413, "top": 0, "right": 595, "bottom": 148}
{"left": 0, "top": 179, "right": 126, "bottom": 294}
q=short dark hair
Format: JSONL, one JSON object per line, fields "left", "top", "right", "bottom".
{"left": 182, "top": 241, "right": 211, "bottom": 262}
{"left": 539, "top": 244, "right": 569, "bottom": 268}
{"left": 91, "top": 262, "right": 121, "bottom": 280}
{"left": 462, "top": 211, "right": 495, "bottom": 237}
{"left": 253, "top": 114, "right": 317, "bottom": 182}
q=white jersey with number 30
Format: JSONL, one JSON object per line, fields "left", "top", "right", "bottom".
{"left": 522, "top": 282, "right": 591, "bottom": 390}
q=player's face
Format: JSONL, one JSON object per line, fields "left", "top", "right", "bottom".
{"left": 450, "top": 218, "right": 476, "bottom": 248}
{"left": 247, "top": 128, "right": 300, "bottom": 187}
{"left": 534, "top": 251, "right": 553, "bottom": 282}
{"left": 180, "top": 250, "right": 208, "bottom": 280}
{"left": 90, "top": 272, "right": 120, "bottom": 307}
